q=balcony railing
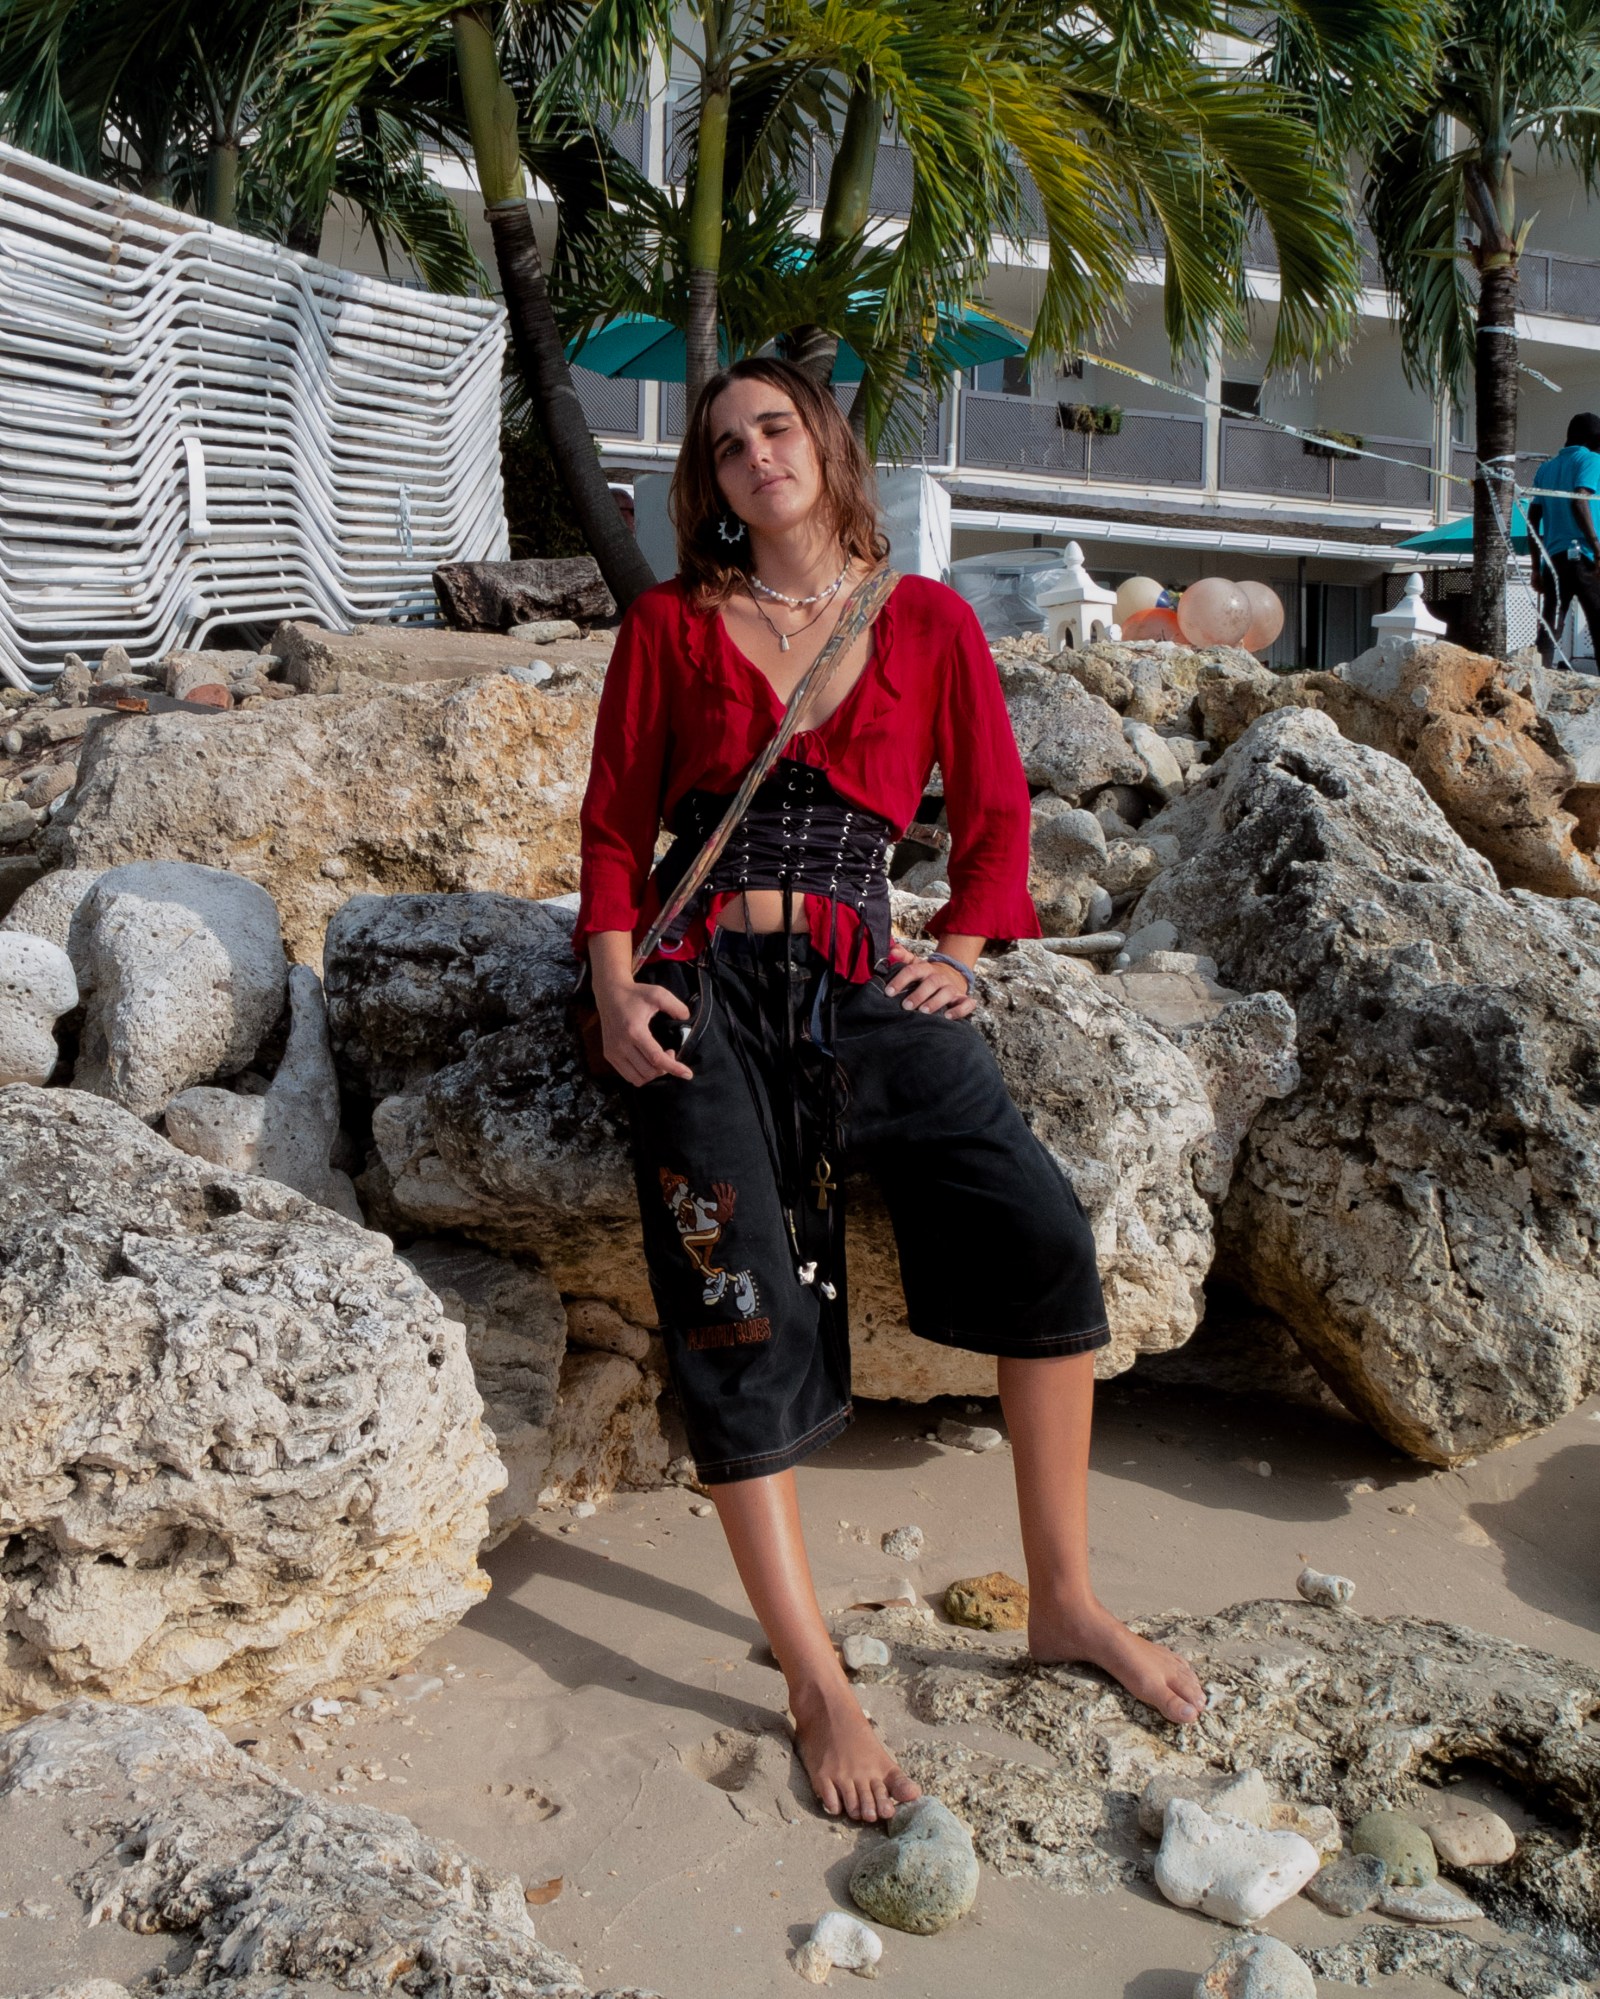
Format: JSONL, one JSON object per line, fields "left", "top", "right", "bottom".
{"left": 1221, "top": 420, "right": 1434, "bottom": 509}
{"left": 959, "top": 391, "right": 1204, "bottom": 487}
{"left": 573, "top": 369, "right": 643, "bottom": 440}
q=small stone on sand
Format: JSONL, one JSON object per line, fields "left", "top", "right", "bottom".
{"left": 1351, "top": 1808, "right": 1436, "bottom": 1886}
{"left": 1410, "top": 1788, "right": 1516, "bottom": 1866}
{"left": 935, "top": 1418, "right": 1002, "bottom": 1452}
{"left": 1196, "top": 1934, "right": 1315, "bottom": 1999}
{"left": 691, "top": 1501, "right": 714, "bottom": 1517}
{"left": 842, "top": 1634, "right": 891, "bottom": 1679}
{"left": 1295, "top": 1565, "right": 1355, "bottom": 1610}
{"left": 881, "top": 1524, "right": 925, "bottom": 1561}
{"left": 943, "top": 1572, "right": 1028, "bottom": 1631}
{"left": 804, "top": 1910, "right": 883, "bottom": 1976}
{"left": 1154, "top": 1799, "right": 1321, "bottom": 1926}
{"left": 1377, "top": 1879, "right": 1484, "bottom": 1925}
{"left": 1305, "top": 1851, "right": 1387, "bottom": 1916}
{"left": 850, "top": 1797, "right": 979, "bottom": 1936}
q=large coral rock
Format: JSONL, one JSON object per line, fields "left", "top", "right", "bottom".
{"left": 996, "top": 656, "right": 1145, "bottom": 801}
{"left": 73, "top": 860, "right": 287, "bottom": 1121}
{"left": 433, "top": 555, "right": 616, "bottom": 630}
{"left": 0, "top": 1085, "right": 503, "bottom": 1723}
{"left": 0, "top": 931, "right": 76, "bottom": 1085}
{"left": 0, "top": 1699, "right": 650, "bottom": 1999}
{"left": 1133, "top": 707, "right": 1600, "bottom": 1462}
{"left": 267, "top": 616, "right": 614, "bottom": 695}
{"left": 905, "top": 1598, "right": 1600, "bottom": 1950}
{"left": 331, "top": 896, "right": 1294, "bottom": 1399}
{"left": 45, "top": 672, "right": 601, "bottom": 966}
{"left": 1063, "top": 640, "right": 1280, "bottom": 744}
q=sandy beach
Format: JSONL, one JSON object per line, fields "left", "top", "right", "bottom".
{"left": 6, "top": 1363, "right": 1594, "bottom": 1999}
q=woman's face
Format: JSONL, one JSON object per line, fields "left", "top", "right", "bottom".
{"left": 708, "top": 377, "right": 825, "bottom": 539}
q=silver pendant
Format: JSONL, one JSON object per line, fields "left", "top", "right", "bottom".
{"left": 779, "top": 633, "right": 790, "bottom": 652}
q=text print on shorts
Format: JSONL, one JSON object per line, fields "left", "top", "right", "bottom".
{"left": 658, "top": 1166, "right": 761, "bottom": 1317}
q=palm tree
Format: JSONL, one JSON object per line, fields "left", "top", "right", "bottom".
{"left": 1354, "top": 0, "right": 1600, "bottom": 655}
{"left": 0, "top": 0, "right": 482, "bottom": 282}
{"left": 278, "top": 1, "right": 657, "bottom": 606}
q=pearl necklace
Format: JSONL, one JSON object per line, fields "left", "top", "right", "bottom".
{"left": 750, "top": 562, "right": 850, "bottom": 609}
{"left": 744, "top": 579, "right": 841, "bottom": 653}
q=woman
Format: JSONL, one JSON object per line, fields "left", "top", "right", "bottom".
{"left": 576, "top": 357, "right": 1204, "bottom": 1824}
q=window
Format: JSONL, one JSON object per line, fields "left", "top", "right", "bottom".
{"left": 1221, "top": 379, "right": 1262, "bottom": 417}
{"left": 971, "top": 356, "right": 1033, "bottom": 396}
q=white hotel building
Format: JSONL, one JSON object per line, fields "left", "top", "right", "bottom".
{"left": 326, "top": 43, "right": 1600, "bottom": 669}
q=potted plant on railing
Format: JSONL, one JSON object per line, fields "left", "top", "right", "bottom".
{"left": 1056, "top": 402, "right": 1124, "bottom": 436}
{"left": 1302, "top": 426, "right": 1364, "bottom": 460}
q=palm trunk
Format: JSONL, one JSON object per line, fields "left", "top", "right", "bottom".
{"left": 684, "top": 79, "right": 730, "bottom": 411}
{"left": 1468, "top": 259, "right": 1519, "bottom": 658}
{"left": 204, "top": 138, "right": 239, "bottom": 227}
{"left": 788, "top": 80, "right": 880, "bottom": 385}
{"left": 452, "top": 7, "right": 654, "bottom": 607}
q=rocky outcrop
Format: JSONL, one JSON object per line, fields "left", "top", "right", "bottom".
{"left": 267, "top": 616, "right": 613, "bottom": 695}
{"left": 0, "top": 1699, "right": 652, "bottom": 1999}
{"left": 44, "top": 672, "right": 601, "bottom": 966}
{"left": 0, "top": 1085, "right": 502, "bottom": 1722}
{"left": 331, "top": 894, "right": 1295, "bottom": 1398}
{"left": 433, "top": 555, "right": 616, "bottom": 631}
{"left": 163, "top": 963, "right": 361, "bottom": 1220}
{"left": 997, "top": 657, "right": 1146, "bottom": 801}
{"left": 0, "top": 865, "right": 103, "bottom": 955}
{"left": 398, "top": 1237, "right": 667, "bottom": 1539}
{"left": 72, "top": 861, "right": 287, "bottom": 1121}
{"left": 1133, "top": 707, "right": 1600, "bottom": 1463}
{"left": 901, "top": 1597, "right": 1599, "bottom": 1952}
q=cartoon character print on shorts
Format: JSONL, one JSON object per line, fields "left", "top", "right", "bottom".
{"left": 658, "top": 1167, "right": 760, "bottom": 1317}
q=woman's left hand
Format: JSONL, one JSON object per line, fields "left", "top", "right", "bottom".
{"left": 885, "top": 948, "right": 977, "bottom": 1019}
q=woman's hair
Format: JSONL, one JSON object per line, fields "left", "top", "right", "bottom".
{"left": 670, "top": 356, "right": 888, "bottom": 604}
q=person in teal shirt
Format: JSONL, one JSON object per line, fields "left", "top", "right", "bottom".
{"left": 1530, "top": 412, "right": 1600, "bottom": 671}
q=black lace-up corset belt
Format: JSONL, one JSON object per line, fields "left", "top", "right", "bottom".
{"left": 652, "top": 762, "right": 895, "bottom": 969}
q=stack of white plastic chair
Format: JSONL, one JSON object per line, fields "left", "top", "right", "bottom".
{"left": 0, "top": 142, "right": 509, "bottom": 691}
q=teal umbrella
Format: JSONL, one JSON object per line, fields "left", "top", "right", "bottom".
{"left": 1398, "top": 501, "right": 1531, "bottom": 555}
{"left": 567, "top": 304, "right": 1023, "bottom": 383}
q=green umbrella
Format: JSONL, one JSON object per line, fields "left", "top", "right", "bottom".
{"left": 1398, "top": 501, "right": 1531, "bottom": 555}
{"left": 567, "top": 305, "right": 1024, "bottom": 383}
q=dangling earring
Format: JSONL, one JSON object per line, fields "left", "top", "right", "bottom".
{"left": 715, "top": 511, "right": 748, "bottom": 548}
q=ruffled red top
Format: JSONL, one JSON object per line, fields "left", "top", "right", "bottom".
{"left": 574, "top": 572, "right": 1041, "bottom": 980}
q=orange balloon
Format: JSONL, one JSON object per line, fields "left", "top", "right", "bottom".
{"left": 1239, "top": 580, "right": 1286, "bottom": 652}
{"left": 1177, "top": 576, "right": 1251, "bottom": 647}
{"left": 1120, "top": 605, "right": 1182, "bottom": 641}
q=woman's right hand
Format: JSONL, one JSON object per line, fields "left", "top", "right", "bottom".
{"left": 596, "top": 974, "right": 695, "bottom": 1086}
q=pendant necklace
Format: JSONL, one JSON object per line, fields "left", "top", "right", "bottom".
{"left": 743, "top": 577, "right": 844, "bottom": 653}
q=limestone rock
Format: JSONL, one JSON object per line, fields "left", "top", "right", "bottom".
{"left": 1305, "top": 1851, "right": 1387, "bottom": 1915}
{"left": 1124, "top": 719, "right": 1184, "bottom": 801}
{"left": 267, "top": 616, "right": 610, "bottom": 695}
{"left": 0, "top": 1085, "right": 503, "bottom": 1722}
{"left": 1153, "top": 1798, "right": 1320, "bottom": 1925}
{"left": 1196, "top": 1936, "right": 1314, "bottom": 1999}
{"left": 565, "top": 1296, "right": 655, "bottom": 1363}
{"left": 1411, "top": 1786, "right": 1517, "bottom": 1867}
{"left": 164, "top": 964, "right": 359, "bottom": 1219}
{"left": 943, "top": 1573, "right": 1028, "bottom": 1632}
{"left": 1303, "top": 1928, "right": 1587, "bottom": 1999}
{"left": 434, "top": 556, "right": 616, "bottom": 631}
{"left": 907, "top": 1598, "right": 1600, "bottom": 1945}
{"left": 804, "top": 1910, "right": 883, "bottom": 1975}
{"left": 544, "top": 1348, "right": 668, "bottom": 1503}
{"left": 0, "top": 1699, "right": 639, "bottom": 1999}
{"left": 1134, "top": 706, "right": 1600, "bottom": 1462}
{"left": 46, "top": 671, "right": 601, "bottom": 967}
{"left": 0, "top": 866, "right": 103, "bottom": 960}
{"left": 72, "top": 861, "right": 287, "bottom": 1121}
{"left": 0, "top": 932, "right": 76, "bottom": 1084}
{"left": 1352, "top": 1808, "right": 1437, "bottom": 1885}
{"left": 1295, "top": 1565, "right": 1354, "bottom": 1611}
{"left": 849, "top": 1797, "right": 979, "bottom": 1935}
{"left": 1138, "top": 1767, "right": 1271, "bottom": 1838}
{"left": 1377, "top": 1879, "right": 1483, "bottom": 1925}
{"left": 998, "top": 658, "right": 1145, "bottom": 801}
{"left": 0, "top": 852, "right": 45, "bottom": 918}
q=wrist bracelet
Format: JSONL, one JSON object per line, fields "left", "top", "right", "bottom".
{"left": 926, "top": 949, "right": 976, "bottom": 992}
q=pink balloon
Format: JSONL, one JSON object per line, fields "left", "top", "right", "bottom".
{"left": 1239, "top": 580, "right": 1286, "bottom": 652}
{"left": 1177, "top": 577, "right": 1251, "bottom": 648}
{"left": 1121, "top": 605, "right": 1182, "bottom": 641}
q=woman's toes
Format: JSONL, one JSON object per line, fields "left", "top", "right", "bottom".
{"left": 889, "top": 1768, "right": 922, "bottom": 1805}
{"left": 869, "top": 1777, "right": 893, "bottom": 1821}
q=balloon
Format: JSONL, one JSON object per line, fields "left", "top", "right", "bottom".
{"left": 1120, "top": 605, "right": 1182, "bottom": 641}
{"left": 1238, "top": 580, "right": 1286, "bottom": 652}
{"left": 1177, "top": 576, "right": 1251, "bottom": 647}
{"left": 1113, "top": 575, "right": 1165, "bottom": 626}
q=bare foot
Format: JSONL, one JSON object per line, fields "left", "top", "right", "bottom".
{"left": 1029, "top": 1597, "right": 1206, "bottom": 1725}
{"left": 789, "top": 1675, "right": 922, "bottom": 1822}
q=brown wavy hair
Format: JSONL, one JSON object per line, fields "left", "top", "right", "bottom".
{"left": 670, "top": 356, "right": 889, "bottom": 606}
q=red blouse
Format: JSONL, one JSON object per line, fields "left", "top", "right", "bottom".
{"left": 574, "top": 572, "right": 1041, "bottom": 979}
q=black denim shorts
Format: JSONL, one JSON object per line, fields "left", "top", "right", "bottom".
{"left": 625, "top": 930, "right": 1109, "bottom": 1484}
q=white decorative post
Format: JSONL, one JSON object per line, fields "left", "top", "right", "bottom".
{"left": 1037, "top": 542, "right": 1121, "bottom": 649}
{"left": 1371, "top": 573, "right": 1447, "bottom": 653}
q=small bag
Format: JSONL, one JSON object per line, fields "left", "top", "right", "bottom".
{"left": 570, "top": 568, "right": 900, "bottom": 1079}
